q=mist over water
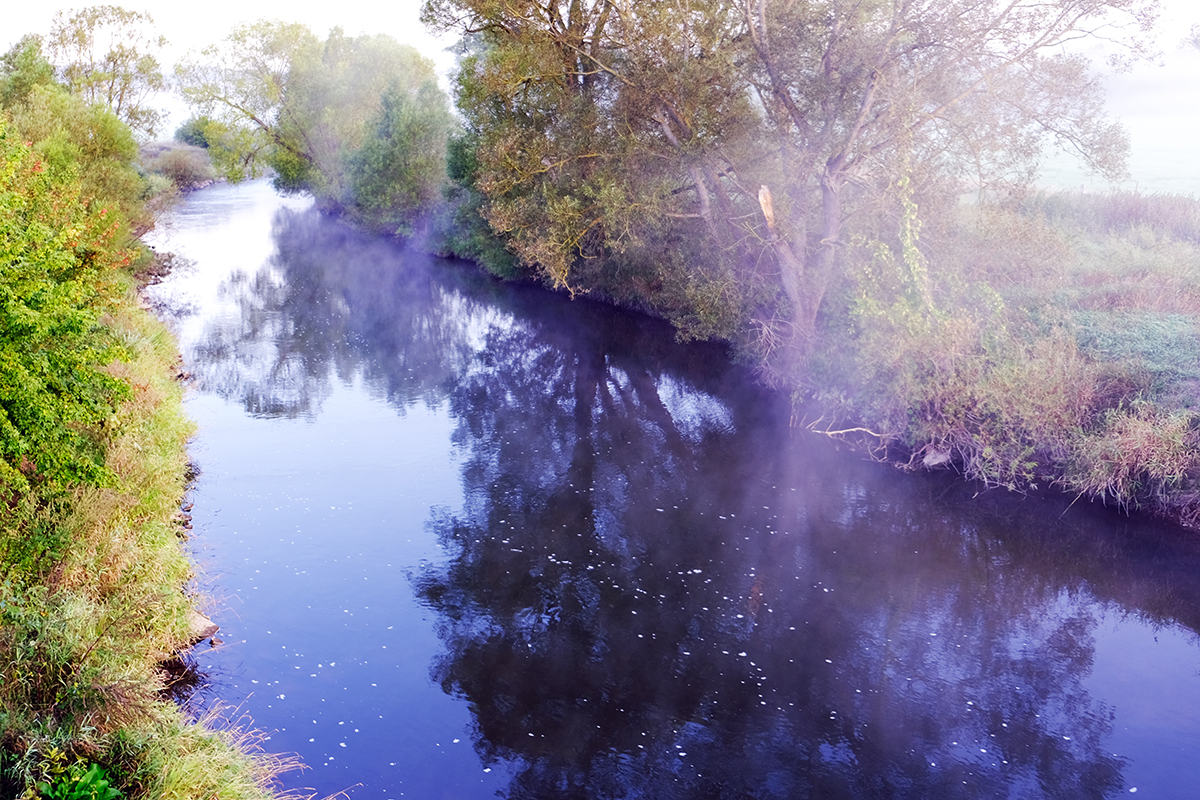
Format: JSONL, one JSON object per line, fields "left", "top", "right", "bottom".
{"left": 147, "top": 182, "right": 1200, "bottom": 799}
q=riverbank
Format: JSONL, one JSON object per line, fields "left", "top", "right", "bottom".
{"left": 1, "top": 259, "right": 298, "bottom": 798}
{"left": 0, "top": 258, "right": 292, "bottom": 797}
{"left": 425, "top": 180, "right": 1200, "bottom": 531}
{"left": 801, "top": 190, "right": 1200, "bottom": 529}
{"left": 0, "top": 116, "right": 290, "bottom": 797}
{"left": 413, "top": 178, "right": 1200, "bottom": 531}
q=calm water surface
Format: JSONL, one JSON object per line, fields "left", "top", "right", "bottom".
{"left": 146, "top": 181, "right": 1200, "bottom": 799}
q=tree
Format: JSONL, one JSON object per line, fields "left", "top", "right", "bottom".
{"left": 47, "top": 5, "right": 167, "bottom": 138}
{"left": 424, "top": 0, "right": 1158, "bottom": 376}
{"left": 176, "top": 22, "right": 455, "bottom": 236}
{"left": 346, "top": 77, "right": 455, "bottom": 236}
{"left": 173, "top": 115, "right": 216, "bottom": 148}
{"left": 0, "top": 35, "right": 58, "bottom": 108}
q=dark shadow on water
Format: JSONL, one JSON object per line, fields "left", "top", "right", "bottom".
{"left": 191, "top": 206, "right": 1200, "bottom": 799}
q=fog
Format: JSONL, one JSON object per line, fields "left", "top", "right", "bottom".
{"left": 1047, "top": 36, "right": 1200, "bottom": 193}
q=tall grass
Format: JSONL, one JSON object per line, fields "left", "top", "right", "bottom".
{"left": 1, "top": 272, "right": 296, "bottom": 798}
{"left": 1022, "top": 190, "right": 1200, "bottom": 245}
{"left": 817, "top": 191, "right": 1200, "bottom": 526}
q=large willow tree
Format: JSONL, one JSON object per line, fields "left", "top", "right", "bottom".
{"left": 424, "top": 0, "right": 1157, "bottom": 374}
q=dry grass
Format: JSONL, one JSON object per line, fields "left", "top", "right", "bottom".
{"left": 823, "top": 190, "right": 1200, "bottom": 523}
{"left": 1023, "top": 190, "right": 1200, "bottom": 245}
{"left": 140, "top": 143, "right": 217, "bottom": 190}
{"left": 1069, "top": 402, "right": 1200, "bottom": 512}
{"left": 128, "top": 707, "right": 308, "bottom": 800}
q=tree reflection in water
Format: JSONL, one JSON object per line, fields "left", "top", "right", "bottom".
{"left": 193, "top": 207, "right": 1200, "bottom": 799}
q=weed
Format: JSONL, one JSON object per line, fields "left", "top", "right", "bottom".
{"left": 39, "top": 762, "right": 123, "bottom": 800}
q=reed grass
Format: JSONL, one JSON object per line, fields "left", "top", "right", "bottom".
{"left": 1022, "top": 189, "right": 1200, "bottom": 244}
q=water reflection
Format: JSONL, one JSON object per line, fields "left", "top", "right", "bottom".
{"left": 416, "top": 359, "right": 1127, "bottom": 796}
{"left": 189, "top": 206, "right": 1200, "bottom": 798}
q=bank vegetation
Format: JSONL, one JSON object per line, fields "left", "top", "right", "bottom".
{"left": 414, "top": 0, "right": 1200, "bottom": 528}
{"left": 1, "top": 25, "right": 294, "bottom": 800}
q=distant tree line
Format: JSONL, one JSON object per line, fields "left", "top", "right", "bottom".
{"left": 175, "top": 22, "right": 455, "bottom": 238}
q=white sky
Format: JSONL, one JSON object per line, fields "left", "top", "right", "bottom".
{"left": 3, "top": 0, "right": 1197, "bottom": 186}
{"left": 0, "top": 0, "right": 459, "bottom": 85}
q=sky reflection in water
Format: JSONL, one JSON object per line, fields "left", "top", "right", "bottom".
{"left": 147, "top": 182, "right": 1200, "bottom": 799}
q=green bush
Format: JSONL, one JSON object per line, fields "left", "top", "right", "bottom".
{"left": 172, "top": 116, "right": 213, "bottom": 149}
{"left": 344, "top": 77, "right": 454, "bottom": 237}
{"left": 6, "top": 84, "right": 156, "bottom": 234}
{"left": 0, "top": 116, "right": 132, "bottom": 493}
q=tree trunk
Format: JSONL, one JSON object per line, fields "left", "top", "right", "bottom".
{"left": 756, "top": 170, "right": 843, "bottom": 381}
{"left": 804, "top": 171, "right": 843, "bottom": 333}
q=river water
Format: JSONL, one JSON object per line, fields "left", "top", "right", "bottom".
{"left": 146, "top": 181, "right": 1200, "bottom": 800}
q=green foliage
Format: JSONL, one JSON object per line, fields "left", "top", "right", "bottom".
{"left": 346, "top": 77, "right": 454, "bottom": 236}
{"left": 435, "top": 133, "right": 523, "bottom": 277}
{"left": 171, "top": 116, "right": 214, "bottom": 149}
{"left": 175, "top": 20, "right": 322, "bottom": 182}
{"left": 265, "top": 146, "right": 313, "bottom": 195}
{"left": 802, "top": 186, "right": 1200, "bottom": 526}
{"left": 0, "top": 29, "right": 291, "bottom": 796}
{"left": 1070, "top": 401, "right": 1200, "bottom": 514}
{"left": 6, "top": 84, "right": 155, "bottom": 234}
{"left": 38, "top": 762, "right": 122, "bottom": 800}
{"left": 0, "top": 117, "right": 132, "bottom": 493}
{"left": 428, "top": 0, "right": 1155, "bottom": 371}
{"left": 1, "top": 35, "right": 58, "bottom": 108}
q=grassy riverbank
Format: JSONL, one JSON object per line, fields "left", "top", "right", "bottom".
{"left": 0, "top": 107, "right": 290, "bottom": 797}
{"left": 806, "top": 190, "right": 1200, "bottom": 527}
{"left": 2, "top": 274, "right": 290, "bottom": 798}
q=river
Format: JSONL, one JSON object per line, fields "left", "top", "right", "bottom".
{"left": 145, "top": 181, "right": 1200, "bottom": 800}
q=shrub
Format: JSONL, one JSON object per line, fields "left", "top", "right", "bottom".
{"left": 140, "top": 143, "right": 215, "bottom": 190}
{"left": 172, "top": 116, "right": 213, "bottom": 149}
{"left": 38, "top": 762, "right": 122, "bottom": 800}
{"left": 1070, "top": 402, "right": 1200, "bottom": 512}
{"left": 0, "top": 116, "right": 132, "bottom": 493}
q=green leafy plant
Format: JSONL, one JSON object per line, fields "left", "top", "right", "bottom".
{"left": 38, "top": 762, "right": 122, "bottom": 800}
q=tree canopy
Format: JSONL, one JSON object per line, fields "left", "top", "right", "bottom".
{"left": 424, "top": 0, "right": 1159, "bottom": 372}
{"left": 176, "top": 22, "right": 456, "bottom": 237}
{"left": 47, "top": 5, "right": 168, "bottom": 138}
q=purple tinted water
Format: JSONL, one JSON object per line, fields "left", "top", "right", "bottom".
{"left": 147, "top": 182, "right": 1200, "bottom": 799}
